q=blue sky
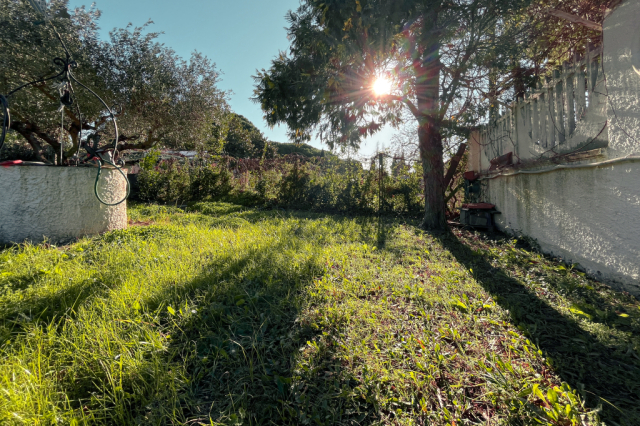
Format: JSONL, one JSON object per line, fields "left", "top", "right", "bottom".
{"left": 67, "top": 0, "right": 395, "bottom": 158}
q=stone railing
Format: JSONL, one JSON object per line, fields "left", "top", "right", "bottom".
{"left": 464, "top": 1, "right": 640, "bottom": 294}
{"left": 470, "top": 44, "right": 608, "bottom": 171}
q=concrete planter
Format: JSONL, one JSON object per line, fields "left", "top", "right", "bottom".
{"left": 0, "top": 165, "right": 127, "bottom": 244}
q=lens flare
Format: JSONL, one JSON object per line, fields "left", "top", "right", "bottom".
{"left": 373, "top": 76, "right": 392, "bottom": 96}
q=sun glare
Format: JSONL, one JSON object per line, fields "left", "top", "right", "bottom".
{"left": 373, "top": 76, "right": 392, "bottom": 96}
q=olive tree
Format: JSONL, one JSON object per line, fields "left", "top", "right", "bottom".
{"left": 0, "top": 0, "right": 228, "bottom": 163}
{"left": 219, "top": 113, "right": 277, "bottom": 158}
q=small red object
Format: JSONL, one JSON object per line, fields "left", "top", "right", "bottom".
{"left": 461, "top": 203, "right": 495, "bottom": 210}
{"left": 0, "top": 160, "right": 23, "bottom": 167}
{"left": 463, "top": 171, "right": 479, "bottom": 181}
{"left": 489, "top": 152, "right": 513, "bottom": 170}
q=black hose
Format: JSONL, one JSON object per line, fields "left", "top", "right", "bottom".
{"left": 0, "top": 95, "right": 9, "bottom": 154}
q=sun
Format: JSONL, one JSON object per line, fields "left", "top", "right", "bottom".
{"left": 372, "top": 76, "right": 392, "bottom": 96}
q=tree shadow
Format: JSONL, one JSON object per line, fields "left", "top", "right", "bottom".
{"left": 0, "top": 226, "right": 184, "bottom": 339}
{"left": 350, "top": 214, "right": 390, "bottom": 249}
{"left": 0, "top": 264, "right": 128, "bottom": 342}
{"left": 439, "top": 233, "right": 640, "bottom": 425}
{"left": 65, "top": 237, "right": 381, "bottom": 425}
{"left": 375, "top": 214, "right": 388, "bottom": 248}
{"left": 186, "top": 205, "right": 392, "bottom": 254}
{"left": 0, "top": 209, "right": 372, "bottom": 346}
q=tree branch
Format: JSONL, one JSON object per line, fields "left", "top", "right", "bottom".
{"left": 546, "top": 9, "right": 602, "bottom": 32}
{"left": 443, "top": 142, "right": 466, "bottom": 189}
{"left": 385, "top": 95, "right": 422, "bottom": 121}
{"left": 10, "top": 121, "right": 53, "bottom": 163}
{"left": 34, "top": 83, "right": 80, "bottom": 127}
{"left": 444, "top": 180, "right": 465, "bottom": 204}
{"left": 440, "top": 39, "right": 477, "bottom": 115}
{"left": 116, "top": 129, "right": 158, "bottom": 151}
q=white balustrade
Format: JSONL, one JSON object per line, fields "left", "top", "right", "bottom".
{"left": 475, "top": 45, "right": 608, "bottom": 171}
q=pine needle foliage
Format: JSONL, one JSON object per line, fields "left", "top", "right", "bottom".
{"left": 253, "top": 0, "right": 534, "bottom": 230}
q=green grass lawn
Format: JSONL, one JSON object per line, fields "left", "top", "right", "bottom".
{"left": 1, "top": 203, "right": 638, "bottom": 425}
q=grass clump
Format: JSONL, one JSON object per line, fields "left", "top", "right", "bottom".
{"left": 0, "top": 202, "right": 637, "bottom": 425}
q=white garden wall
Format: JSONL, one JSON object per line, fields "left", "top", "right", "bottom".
{"left": 468, "top": 0, "right": 640, "bottom": 294}
{"left": 0, "top": 165, "right": 127, "bottom": 244}
{"left": 485, "top": 164, "right": 640, "bottom": 293}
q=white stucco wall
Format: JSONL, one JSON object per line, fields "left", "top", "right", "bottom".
{"left": 0, "top": 165, "right": 127, "bottom": 244}
{"left": 472, "top": 1, "right": 640, "bottom": 294}
{"left": 603, "top": 0, "right": 640, "bottom": 158}
{"left": 486, "top": 164, "right": 640, "bottom": 294}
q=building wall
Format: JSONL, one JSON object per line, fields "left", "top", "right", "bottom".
{"left": 0, "top": 166, "right": 127, "bottom": 244}
{"left": 486, "top": 164, "right": 640, "bottom": 294}
{"left": 604, "top": 0, "right": 640, "bottom": 158}
{"left": 471, "top": 1, "right": 640, "bottom": 294}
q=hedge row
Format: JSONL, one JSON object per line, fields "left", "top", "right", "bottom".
{"left": 134, "top": 155, "right": 424, "bottom": 216}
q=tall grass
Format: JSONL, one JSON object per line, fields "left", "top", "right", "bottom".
{"left": 1, "top": 203, "right": 636, "bottom": 424}
{"left": 0, "top": 204, "right": 370, "bottom": 424}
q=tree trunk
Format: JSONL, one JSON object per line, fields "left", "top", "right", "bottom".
{"left": 418, "top": 122, "right": 446, "bottom": 230}
{"left": 416, "top": 11, "right": 446, "bottom": 231}
{"left": 443, "top": 142, "right": 467, "bottom": 189}
{"left": 11, "top": 121, "right": 51, "bottom": 164}
{"left": 513, "top": 65, "right": 526, "bottom": 100}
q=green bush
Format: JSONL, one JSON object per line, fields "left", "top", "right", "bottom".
{"left": 189, "top": 163, "right": 233, "bottom": 200}
{"left": 278, "top": 162, "right": 312, "bottom": 207}
{"left": 137, "top": 160, "right": 190, "bottom": 203}
{"left": 136, "top": 155, "right": 423, "bottom": 216}
{"left": 255, "top": 169, "right": 283, "bottom": 204}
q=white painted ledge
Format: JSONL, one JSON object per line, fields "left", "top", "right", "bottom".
{"left": 0, "top": 165, "right": 127, "bottom": 244}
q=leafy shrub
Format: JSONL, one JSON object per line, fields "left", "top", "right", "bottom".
{"left": 384, "top": 165, "right": 424, "bottom": 214}
{"left": 138, "top": 160, "right": 190, "bottom": 203}
{"left": 0, "top": 138, "right": 38, "bottom": 162}
{"left": 255, "top": 170, "right": 282, "bottom": 204}
{"left": 278, "top": 162, "right": 312, "bottom": 208}
{"left": 136, "top": 154, "right": 424, "bottom": 216}
{"left": 189, "top": 164, "right": 233, "bottom": 200}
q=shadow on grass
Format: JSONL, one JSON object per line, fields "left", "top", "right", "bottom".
{"left": 439, "top": 233, "right": 640, "bottom": 426}
{"left": 0, "top": 266, "right": 130, "bottom": 343}
{"left": 183, "top": 202, "right": 401, "bottom": 250}
{"left": 80, "top": 238, "right": 380, "bottom": 425}
{"left": 189, "top": 205, "right": 390, "bottom": 253}
{"left": 375, "top": 214, "right": 389, "bottom": 248}
{"left": 0, "top": 227, "right": 184, "bottom": 340}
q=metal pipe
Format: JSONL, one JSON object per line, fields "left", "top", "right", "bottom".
{"left": 478, "top": 154, "right": 640, "bottom": 180}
